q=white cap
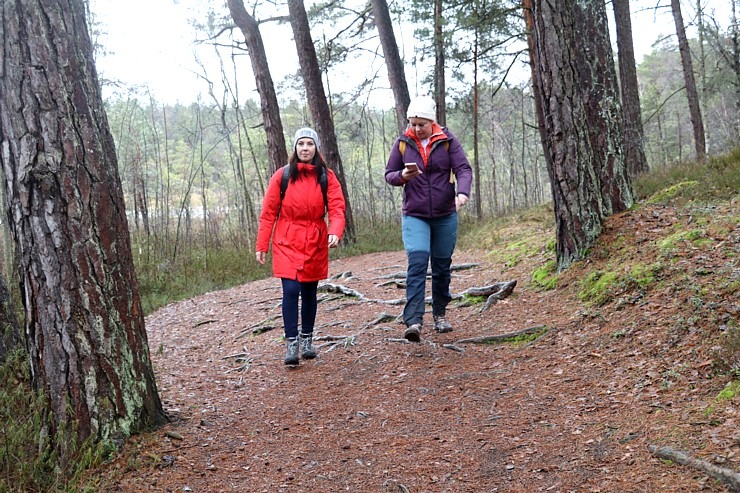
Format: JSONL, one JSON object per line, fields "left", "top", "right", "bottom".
{"left": 406, "top": 95, "right": 436, "bottom": 121}
{"left": 293, "top": 127, "right": 320, "bottom": 150}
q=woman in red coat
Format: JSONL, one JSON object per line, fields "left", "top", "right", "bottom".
{"left": 256, "top": 128, "right": 346, "bottom": 365}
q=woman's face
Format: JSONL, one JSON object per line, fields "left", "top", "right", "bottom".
{"left": 408, "top": 117, "right": 433, "bottom": 140}
{"left": 296, "top": 138, "right": 317, "bottom": 162}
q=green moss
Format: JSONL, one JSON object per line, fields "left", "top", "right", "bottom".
{"left": 545, "top": 238, "right": 556, "bottom": 253}
{"left": 532, "top": 260, "right": 558, "bottom": 290}
{"left": 579, "top": 270, "right": 619, "bottom": 305}
{"left": 716, "top": 380, "right": 739, "bottom": 402}
{"left": 455, "top": 293, "right": 487, "bottom": 307}
{"left": 487, "top": 326, "right": 549, "bottom": 346}
{"left": 657, "top": 229, "right": 706, "bottom": 254}
{"left": 628, "top": 262, "right": 662, "bottom": 289}
{"left": 646, "top": 181, "right": 699, "bottom": 204}
{"left": 501, "top": 239, "right": 533, "bottom": 268}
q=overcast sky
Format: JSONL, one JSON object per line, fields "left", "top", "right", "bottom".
{"left": 89, "top": 0, "right": 731, "bottom": 106}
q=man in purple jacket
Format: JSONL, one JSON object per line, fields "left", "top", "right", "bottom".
{"left": 384, "top": 95, "right": 473, "bottom": 342}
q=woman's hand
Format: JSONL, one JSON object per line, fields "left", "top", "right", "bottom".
{"left": 256, "top": 251, "right": 266, "bottom": 264}
{"left": 328, "top": 235, "right": 340, "bottom": 248}
{"left": 401, "top": 166, "right": 422, "bottom": 181}
{"left": 455, "top": 194, "right": 469, "bottom": 209}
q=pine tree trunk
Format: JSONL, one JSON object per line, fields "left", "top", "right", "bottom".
{"left": 287, "top": 0, "right": 356, "bottom": 242}
{"left": 525, "top": 0, "right": 609, "bottom": 270}
{"left": 434, "top": 0, "right": 446, "bottom": 125}
{"left": 0, "top": 0, "right": 166, "bottom": 459}
{"left": 671, "top": 0, "right": 707, "bottom": 162}
{"left": 613, "top": 0, "right": 649, "bottom": 175}
{"left": 370, "top": 0, "right": 411, "bottom": 134}
{"left": 573, "top": 0, "right": 633, "bottom": 215}
{"left": 227, "top": 0, "right": 289, "bottom": 176}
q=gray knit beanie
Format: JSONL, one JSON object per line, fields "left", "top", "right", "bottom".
{"left": 293, "top": 127, "right": 321, "bottom": 151}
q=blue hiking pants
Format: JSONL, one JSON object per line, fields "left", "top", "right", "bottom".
{"left": 281, "top": 278, "right": 319, "bottom": 339}
{"left": 401, "top": 213, "right": 458, "bottom": 327}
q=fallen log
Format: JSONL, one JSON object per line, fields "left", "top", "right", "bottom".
{"left": 454, "top": 325, "right": 547, "bottom": 345}
{"left": 648, "top": 444, "right": 740, "bottom": 491}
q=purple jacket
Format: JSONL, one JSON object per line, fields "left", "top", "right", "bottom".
{"left": 385, "top": 127, "right": 473, "bottom": 218}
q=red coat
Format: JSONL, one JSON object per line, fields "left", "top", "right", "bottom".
{"left": 256, "top": 162, "right": 346, "bottom": 282}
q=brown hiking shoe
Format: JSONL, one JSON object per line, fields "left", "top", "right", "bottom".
{"left": 404, "top": 323, "right": 422, "bottom": 342}
{"left": 433, "top": 315, "right": 453, "bottom": 333}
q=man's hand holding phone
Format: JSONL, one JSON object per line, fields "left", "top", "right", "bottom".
{"left": 402, "top": 162, "right": 422, "bottom": 181}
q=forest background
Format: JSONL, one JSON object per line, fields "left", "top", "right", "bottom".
{"left": 0, "top": 0, "right": 738, "bottom": 491}
{"left": 83, "top": 0, "right": 739, "bottom": 313}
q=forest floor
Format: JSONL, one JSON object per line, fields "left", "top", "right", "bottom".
{"left": 89, "top": 202, "right": 738, "bottom": 493}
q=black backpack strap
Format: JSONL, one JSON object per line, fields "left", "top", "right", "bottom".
{"left": 318, "top": 166, "right": 328, "bottom": 211}
{"left": 280, "top": 165, "right": 290, "bottom": 201}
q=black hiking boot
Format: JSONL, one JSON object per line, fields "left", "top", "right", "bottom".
{"left": 284, "top": 337, "right": 299, "bottom": 365}
{"left": 299, "top": 332, "right": 317, "bottom": 359}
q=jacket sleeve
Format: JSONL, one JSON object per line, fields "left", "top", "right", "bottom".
{"left": 255, "top": 170, "right": 283, "bottom": 252}
{"left": 446, "top": 131, "right": 473, "bottom": 197}
{"left": 326, "top": 170, "right": 346, "bottom": 239}
{"left": 384, "top": 138, "right": 407, "bottom": 186}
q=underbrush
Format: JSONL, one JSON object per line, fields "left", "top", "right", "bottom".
{"left": 633, "top": 146, "right": 740, "bottom": 203}
{"left": 133, "top": 218, "right": 403, "bottom": 315}
{"left": 0, "top": 351, "right": 107, "bottom": 493}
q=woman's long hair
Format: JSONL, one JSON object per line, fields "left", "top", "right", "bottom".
{"left": 287, "top": 147, "right": 328, "bottom": 184}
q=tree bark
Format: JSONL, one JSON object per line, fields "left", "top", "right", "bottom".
{"left": 525, "top": 0, "right": 608, "bottom": 270}
{"left": 370, "top": 0, "right": 411, "bottom": 134}
{"left": 0, "top": 0, "right": 166, "bottom": 459}
{"left": 573, "top": 0, "right": 633, "bottom": 216}
{"left": 612, "top": 0, "right": 649, "bottom": 176}
{"left": 287, "top": 0, "right": 356, "bottom": 242}
{"left": 227, "top": 0, "right": 289, "bottom": 176}
{"left": 434, "top": 0, "right": 446, "bottom": 125}
{"left": 671, "top": 0, "right": 707, "bottom": 162}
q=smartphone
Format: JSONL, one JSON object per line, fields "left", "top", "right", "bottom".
{"left": 404, "top": 162, "right": 419, "bottom": 172}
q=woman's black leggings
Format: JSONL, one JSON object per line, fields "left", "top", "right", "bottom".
{"left": 281, "top": 278, "right": 319, "bottom": 339}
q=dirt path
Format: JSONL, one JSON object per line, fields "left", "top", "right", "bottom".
{"left": 96, "top": 207, "right": 738, "bottom": 492}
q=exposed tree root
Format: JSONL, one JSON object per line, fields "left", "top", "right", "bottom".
{"left": 320, "top": 275, "right": 517, "bottom": 313}
{"left": 235, "top": 314, "right": 281, "bottom": 339}
{"left": 648, "top": 444, "right": 740, "bottom": 491}
{"left": 454, "top": 325, "right": 548, "bottom": 345}
{"left": 371, "top": 263, "right": 481, "bottom": 281}
{"left": 318, "top": 282, "right": 368, "bottom": 300}
{"left": 453, "top": 280, "right": 518, "bottom": 312}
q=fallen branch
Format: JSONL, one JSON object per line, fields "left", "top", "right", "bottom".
{"left": 648, "top": 444, "right": 740, "bottom": 491}
{"left": 454, "top": 325, "right": 547, "bottom": 345}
